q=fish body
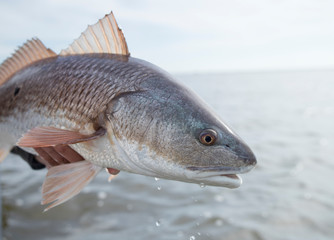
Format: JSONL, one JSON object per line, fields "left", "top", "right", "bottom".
{"left": 0, "top": 13, "right": 256, "bottom": 210}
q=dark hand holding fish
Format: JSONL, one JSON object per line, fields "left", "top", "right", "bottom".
{"left": 0, "top": 12, "right": 256, "bottom": 211}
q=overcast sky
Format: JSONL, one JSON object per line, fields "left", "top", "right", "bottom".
{"left": 0, "top": 0, "right": 333, "bottom": 73}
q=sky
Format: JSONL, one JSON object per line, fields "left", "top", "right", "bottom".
{"left": 0, "top": 0, "right": 333, "bottom": 73}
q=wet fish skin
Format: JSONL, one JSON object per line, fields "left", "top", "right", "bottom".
{"left": 0, "top": 54, "right": 130, "bottom": 126}
{"left": 109, "top": 69, "right": 256, "bottom": 168}
{"left": 0, "top": 53, "right": 255, "bottom": 176}
{"left": 0, "top": 12, "right": 257, "bottom": 210}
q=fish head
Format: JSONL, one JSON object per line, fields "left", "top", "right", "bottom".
{"left": 106, "top": 59, "right": 256, "bottom": 188}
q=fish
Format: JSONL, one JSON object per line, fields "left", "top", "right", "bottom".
{"left": 0, "top": 12, "right": 256, "bottom": 211}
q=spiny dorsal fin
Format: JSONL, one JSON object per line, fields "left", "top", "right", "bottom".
{"left": 60, "top": 12, "right": 129, "bottom": 56}
{"left": 0, "top": 38, "right": 56, "bottom": 86}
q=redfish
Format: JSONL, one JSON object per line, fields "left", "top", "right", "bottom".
{"left": 0, "top": 12, "right": 256, "bottom": 211}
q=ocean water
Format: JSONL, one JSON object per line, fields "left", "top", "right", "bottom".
{"left": 1, "top": 70, "right": 334, "bottom": 240}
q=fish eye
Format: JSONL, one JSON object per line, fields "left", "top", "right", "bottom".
{"left": 199, "top": 129, "right": 218, "bottom": 146}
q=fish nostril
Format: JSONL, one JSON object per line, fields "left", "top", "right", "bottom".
{"left": 225, "top": 144, "right": 231, "bottom": 149}
{"left": 14, "top": 87, "right": 20, "bottom": 96}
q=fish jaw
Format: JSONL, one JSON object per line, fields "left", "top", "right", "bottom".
{"left": 102, "top": 73, "right": 258, "bottom": 187}
{"left": 182, "top": 140, "right": 257, "bottom": 188}
{"left": 100, "top": 127, "right": 257, "bottom": 189}
{"left": 183, "top": 164, "right": 256, "bottom": 188}
{"left": 97, "top": 131, "right": 254, "bottom": 188}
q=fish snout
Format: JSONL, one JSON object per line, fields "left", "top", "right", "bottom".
{"left": 234, "top": 142, "right": 257, "bottom": 167}
{"left": 239, "top": 149, "right": 257, "bottom": 166}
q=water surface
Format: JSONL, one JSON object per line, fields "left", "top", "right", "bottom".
{"left": 2, "top": 70, "right": 334, "bottom": 240}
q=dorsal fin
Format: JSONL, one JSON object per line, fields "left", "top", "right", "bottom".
{"left": 0, "top": 38, "right": 56, "bottom": 86}
{"left": 60, "top": 12, "right": 129, "bottom": 56}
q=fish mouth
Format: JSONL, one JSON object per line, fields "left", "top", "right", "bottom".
{"left": 185, "top": 165, "right": 255, "bottom": 188}
{"left": 220, "top": 174, "right": 239, "bottom": 180}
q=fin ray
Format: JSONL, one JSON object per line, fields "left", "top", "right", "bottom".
{"left": 41, "top": 161, "right": 102, "bottom": 211}
{"left": 0, "top": 149, "right": 10, "bottom": 163}
{"left": 0, "top": 38, "right": 56, "bottom": 86}
{"left": 60, "top": 12, "right": 129, "bottom": 56}
{"left": 17, "top": 127, "right": 106, "bottom": 147}
{"left": 42, "top": 170, "right": 89, "bottom": 200}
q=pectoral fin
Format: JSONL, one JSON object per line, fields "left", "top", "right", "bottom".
{"left": 16, "top": 126, "right": 117, "bottom": 211}
{"left": 42, "top": 161, "right": 102, "bottom": 211}
{"left": 17, "top": 127, "right": 106, "bottom": 147}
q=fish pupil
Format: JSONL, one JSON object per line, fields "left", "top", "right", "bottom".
{"left": 205, "top": 136, "right": 212, "bottom": 143}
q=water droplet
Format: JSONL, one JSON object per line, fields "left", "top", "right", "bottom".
{"left": 154, "top": 177, "right": 160, "bottom": 181}
{"left": 214, "top": 195, "right": 224, "bottom": 202}
{"left": 157, "top": 186, "right": 162, "bottom": 191}
{"left": 97, "top": 191, "right": 107, "bottom": 200}
{"left": 215, "top": 219, "right": 223, "bottom": 226}
{"left": 203, "top": 211, "right": 212, "bottom": 218}
{"left": 199, "top": 183, "right": 206, "bottom": 188}
{"left": 190, "top": 236, "right": 196, "bottom": 240}
{"left": 190, "top": 196, "right": 199, "bottom": 203}
{"left": 155, "top": 220, "right": 161, "bottom": 227}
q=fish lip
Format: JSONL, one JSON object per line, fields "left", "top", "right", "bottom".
{"left": 186, "top": 164, "right": 255, "bottom": 177}
{"left": 184, "top": 171, "right": 242, "bottom": 188}
{"left": 184, "top": 164, "right": 255, "bottom": 188}
{"left": 219, "top": 174, "right": 240, "bottom": 180}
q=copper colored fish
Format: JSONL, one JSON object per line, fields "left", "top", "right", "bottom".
{"left": 0, "top": 12, "right": 256, "bottom": 211}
